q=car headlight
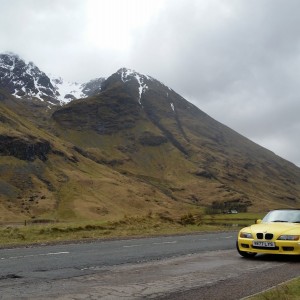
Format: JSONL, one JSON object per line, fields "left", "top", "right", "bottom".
{"left": 239, "top": 232, "right": 253, "bottom": 239}
{"left": 277, "top": 235, "right": 300, "bottom": 241}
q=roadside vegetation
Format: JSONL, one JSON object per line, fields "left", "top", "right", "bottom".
{"left": 0, "top": 212, "right": 263, "bottom": 247}
{"left": 247, "top": 277, "right": 300, "bottom": 300}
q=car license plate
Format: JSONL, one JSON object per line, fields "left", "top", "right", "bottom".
{"left": 253, "top": 241, "right": 275, "bottom": 247}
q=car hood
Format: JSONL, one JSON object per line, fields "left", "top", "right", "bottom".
{"left": 247, "top": 222, "right": 300, "bottom": 237}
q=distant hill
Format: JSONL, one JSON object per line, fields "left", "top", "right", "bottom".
{"left": 0, "top": 56, "right": 299, "bottom": 222}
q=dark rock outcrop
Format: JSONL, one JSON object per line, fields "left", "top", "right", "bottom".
{"left": 0, "top": 135, "right": 51, "bottom": 161}
{"left": 82, "top": 78, "right": 105, "bottom": 97}
{"left": 138, "top": 131, "right": 168, "bottom": 146}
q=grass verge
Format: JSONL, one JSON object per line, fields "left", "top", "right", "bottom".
{"left": 246, "top": 277, "right": 300, "bottom": 300}
{"left": 0, "top": 212, "right": 251, "bottom": 247}
{"left": 0, "top": 212, "right": 263, "bottom": 247}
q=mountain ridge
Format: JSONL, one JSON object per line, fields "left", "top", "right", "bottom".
{"left": 0, "top": 53, "right": 299, "bottom": 222}
{"left": 0, "top": 52, "right": 105, "bottom": 105}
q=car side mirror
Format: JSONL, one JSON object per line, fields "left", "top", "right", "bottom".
{"left": 255, "top": 219, "right": 262, "bottom": 224}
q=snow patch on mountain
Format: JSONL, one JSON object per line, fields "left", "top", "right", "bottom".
{"left": 118, "top": 68, "right": 152, "bottom": 104}
{"left": 170, "top": 103, "right": 175, "bottom": 111}
{"left": 50, "top": 76, "right": 84, "bottom": 103}
{"left": 0, "top": 53, "right": 105, "bottom": 105}
{"left": 135, "top": 74, "right": 148, "bottom": 105}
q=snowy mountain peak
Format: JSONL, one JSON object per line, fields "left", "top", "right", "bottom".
{"left": 116, "top": 68, "right": 154, "bottom": 104}
{"left": 117, "top": 67, "right": 153, "bottom": 82}
{"left": 0, "top": 53, "right": 59, "bottom": 104}
{"left": 0, "top": 53, "right": 105, "bottom": 105}
{"left": 0, "top": 54, "right": 174, "bottom": 108}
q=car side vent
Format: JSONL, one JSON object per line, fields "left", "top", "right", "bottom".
{"left": 256, "top": 233, "right": 263, "bottom": 239}
{"left": 265, "top": 233, "right": 273, "bottom": 240}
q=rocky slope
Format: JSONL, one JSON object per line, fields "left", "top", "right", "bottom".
{"left": 0, "top": 88, "right": 185, "bottom": 222}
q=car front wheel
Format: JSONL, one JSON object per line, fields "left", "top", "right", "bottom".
{"left": 236, "top": 241, "right": 257, "bottom": 258}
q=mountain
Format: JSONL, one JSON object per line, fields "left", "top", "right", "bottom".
{"left": 0, "top": 53, "right": 104, "bottom": 105}
{"left": 52, "top": 68, "right": 300, "bottom": 213}
{"left": 0, "top": 57, "right": 299, "bottom": 222}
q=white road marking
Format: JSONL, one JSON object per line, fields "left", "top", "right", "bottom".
{"left": 152, "top": 241, "right": 177, "bottom": 245}
{"left": 1, "top": 251, "right": 70, "bottom": 260}
{"left": 123, "top": 244, "right": 143, "bottom": 248}
{"left": 214, "top": 236, "right": 234, "bottom": 240}
{"left": 123, "top": 241, "right": 177, "bottom": 248}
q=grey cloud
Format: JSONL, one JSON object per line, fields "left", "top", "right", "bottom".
{"left": 0, "top": 0, "right": 300, "bottom": 166}
{"left": 129, "top": 0, "right": 300, "bottom": 166}
{"left": 0, "top": 0, "right": 87, "bottom": 77}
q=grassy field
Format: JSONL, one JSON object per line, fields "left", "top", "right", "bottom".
{"left": 247, "top": 277, "right": 300, "bottom": 300}
{"left": 202, "top": 212, "right": 265, "bottom": 223}
{"left": 0, "top": 212, "right": 263, "bottom": 247}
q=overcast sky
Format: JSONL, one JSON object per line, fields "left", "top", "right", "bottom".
{"left": 0, "top": 0, "right": 300, "bottom": 167}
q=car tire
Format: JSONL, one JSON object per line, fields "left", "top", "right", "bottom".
{"left": 236, "top": 241, "right": 257, "bottom": 258}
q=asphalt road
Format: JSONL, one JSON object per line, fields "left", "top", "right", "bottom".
{"left": 0, "top": 231, "right": 235, "bottom": 281}
{"left": 0, "top": 231, "right": 299, "bottom": 299}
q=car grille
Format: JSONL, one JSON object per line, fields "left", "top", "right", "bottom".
{"left": 256, "top": 233, "right": 263, "bottom": 239}
{"left": 256, "top": 233, "right": 274, "bottom": 240}
{"left": 265, "top": 233, "right": 273, "bottom": 240}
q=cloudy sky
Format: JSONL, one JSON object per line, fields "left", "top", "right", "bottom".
{"left": 0, "top": 0, "right": 300, "bottom": 167}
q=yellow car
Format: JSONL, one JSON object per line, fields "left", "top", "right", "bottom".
{"left": 237, "top": 209, "right": 300, "bottom": 257}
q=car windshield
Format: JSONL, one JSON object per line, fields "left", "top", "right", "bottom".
{"left": 262, "top": 210, "right": 300, "bottom": 223}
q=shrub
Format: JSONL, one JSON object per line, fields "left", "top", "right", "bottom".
{"left": 179, "top": 213, "right": 195, "bottom": 225}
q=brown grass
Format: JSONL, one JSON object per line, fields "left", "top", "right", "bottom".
{"left": 0, "top": 213, "right": 241, "bottom": 247}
